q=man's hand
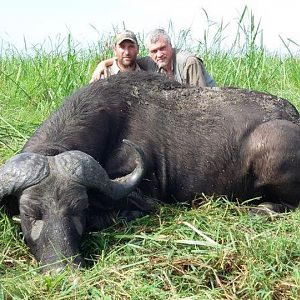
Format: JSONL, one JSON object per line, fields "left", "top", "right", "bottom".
{"left": 90, "top": 58, "right": 115, "bottom": 83}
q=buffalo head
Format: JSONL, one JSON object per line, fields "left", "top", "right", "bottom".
{"left": 0, "top": 140, "right": 145, "bottom": 272}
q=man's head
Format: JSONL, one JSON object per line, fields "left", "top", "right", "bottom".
{"left": 114, "top": 30, "right": 139, "bottom": 70}
{"left": 146, "top": 29, "right": 173, "bottom": 70}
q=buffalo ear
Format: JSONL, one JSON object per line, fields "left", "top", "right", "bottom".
{"left": 0, "top": 195, "right": 19, "bottom": 217}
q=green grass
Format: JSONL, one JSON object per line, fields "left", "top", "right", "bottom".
{"left": 1, "top": 200, "right": 300, "bottom": 299}
{"left": 1, "top": 8, "right": 300, "bottom": 299}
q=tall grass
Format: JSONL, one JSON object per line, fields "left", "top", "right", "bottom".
{"left": 1, "top": 7, "right": 300, "bottom": 299}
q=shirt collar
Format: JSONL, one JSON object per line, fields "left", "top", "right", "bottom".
{"left": 112, "top": 58, "right": 141, "bottom": 74}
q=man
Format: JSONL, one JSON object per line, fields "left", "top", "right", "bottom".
{"left": 90, "top": 30, "right": 141, "bottom": 81}
{"left": 91, "top": 28, "right": 216, "bottom": 87}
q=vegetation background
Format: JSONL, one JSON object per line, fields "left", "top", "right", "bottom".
{"left": 1, "top": 9, "right": 300, "bottom": 299}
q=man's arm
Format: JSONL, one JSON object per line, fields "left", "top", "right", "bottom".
{"left": 90, "top": 58, "right": 115, "bottom": 82}
{"left": 184, "top": 57, "right": 216, "bottom": 87}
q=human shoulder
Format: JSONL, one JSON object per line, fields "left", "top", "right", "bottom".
{"left": 174, "top": 50, "right": 202, "bottom": 66}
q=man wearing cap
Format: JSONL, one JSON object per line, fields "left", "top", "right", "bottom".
{"left": 91, "top": 30, "right": 141, "bottom": 80}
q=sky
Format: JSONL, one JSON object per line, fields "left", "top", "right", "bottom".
{"left": 0, "top": 0, "right": 299, "bottom": 55}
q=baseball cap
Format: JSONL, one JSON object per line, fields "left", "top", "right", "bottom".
{"left": 115, "top": 30, "right": 138, "bottom": 46}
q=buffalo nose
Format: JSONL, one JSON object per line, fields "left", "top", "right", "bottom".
{"left": 40, "top": 255, "right": 85, "bottom": 273}
{"left": 44, "top": 266, "right": 65, "bottom": 275}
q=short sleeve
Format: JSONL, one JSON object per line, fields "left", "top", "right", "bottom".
{"left": 183, "top": 56, "right": 206, "bottom": 87}
{"left": 184, "top": 57, "right": 216, "bottom": 87}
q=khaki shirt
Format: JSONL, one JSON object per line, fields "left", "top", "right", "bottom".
{"left": 137, "top": 49, "right": 216, "bottom": 87}
{"left": 106, "top": 58, "right": 141, "bottom": 77}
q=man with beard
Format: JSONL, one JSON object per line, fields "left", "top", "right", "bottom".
{"left": 93, "top": 30, "right": 141, "bottom": 79}
{"left": 91, "top": 28, "right": 216, "bottom": 87}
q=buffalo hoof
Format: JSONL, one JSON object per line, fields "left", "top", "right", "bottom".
{"left": 40, "top": 255, "right": 85, "bottom": 274}
{"left": 249, "top": 202, "right": 293, "bottom": 220}
{"left": 250, "top": 203, "right": 279, "bottom": 220}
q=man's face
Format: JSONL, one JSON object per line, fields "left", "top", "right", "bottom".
{"left": 114, "top": 40, "right": 139, "bottom": 69}
{"left": 148, "top": 37, "right": 173, "bottom": 69}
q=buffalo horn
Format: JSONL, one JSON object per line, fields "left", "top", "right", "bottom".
{"left": 53, "top": 139, "right": 145, "bottom": 200}
{"left": 0, "top": 152, "right": 50, "bottom": 199}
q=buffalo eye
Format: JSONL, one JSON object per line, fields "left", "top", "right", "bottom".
{"left": 23, "top": 207, "right": 43, "bottom": 222}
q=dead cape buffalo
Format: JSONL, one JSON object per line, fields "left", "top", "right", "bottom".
{"left": 1, "top": 71, "right": 300, "bottom": 271}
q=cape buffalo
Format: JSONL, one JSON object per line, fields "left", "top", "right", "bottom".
{"left": 1, "top": 71, "right": 300, "bottom": 271}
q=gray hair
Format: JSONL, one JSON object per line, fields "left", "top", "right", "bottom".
{"left": 145, "top": 28, "right": 172, "bottom": 48}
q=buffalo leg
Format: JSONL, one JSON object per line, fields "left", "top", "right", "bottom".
{"left": 243, "top": 119, "right": 300, "bottom": 212}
